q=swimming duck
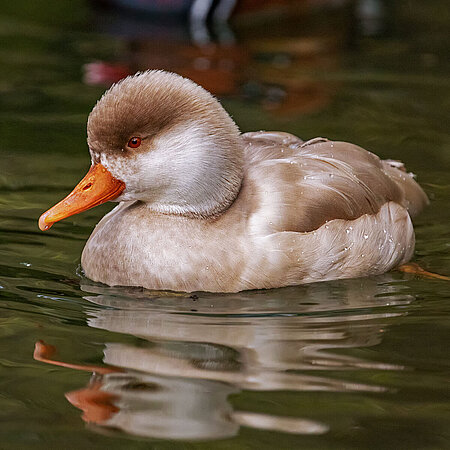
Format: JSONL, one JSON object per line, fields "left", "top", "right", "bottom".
{"left": 38, "top": 70, "right": 428, "bottom": 293}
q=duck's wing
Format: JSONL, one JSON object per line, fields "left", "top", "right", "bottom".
{"left": 241, "top": 131, "right": 304, "bottom": 165}
{"left": 241, "top": 135, "right": 428, "bottom": 234}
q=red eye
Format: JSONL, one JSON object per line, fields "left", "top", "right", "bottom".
{"left": 128, "top": 137, "right": 141, "bottom": 148}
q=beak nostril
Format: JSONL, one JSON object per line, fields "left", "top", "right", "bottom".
{"left": 83, "top": 183, "right": 93, "bottom": 191}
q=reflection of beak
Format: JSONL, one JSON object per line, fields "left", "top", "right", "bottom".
{"left": 66, "top": 382, "right": 120, "bottom": 424}
{"left": 38, "top": 163, "right": 125, "bottom": 231}
{"left": 33, "top": 340, "right": 123, "bottom": 374}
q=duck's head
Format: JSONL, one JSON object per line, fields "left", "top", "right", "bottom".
{"left": 39, "top": 70, "right": 242, "bottom": 231}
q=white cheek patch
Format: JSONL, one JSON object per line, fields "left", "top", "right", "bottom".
{"left": 85, "top": 118, "right": 242, "bottom": 213}
{"left": 99, "top": 153, "right": 129, "bottom": 181}
{"left": 96, "top": 152, "right": 146, "bottom": 201}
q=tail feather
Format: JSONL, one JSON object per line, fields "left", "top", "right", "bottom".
{"left": 382, "top": 160, "right": 429, "bottom": 218}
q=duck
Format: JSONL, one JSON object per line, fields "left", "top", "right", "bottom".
{"left": 38, "top": 70, "right": 429, "bottom": 293}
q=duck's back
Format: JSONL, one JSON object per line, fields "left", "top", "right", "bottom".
{"left": 228, "top": 132, "right": 429, "bottom": 289}
{"left": 241, "top": 132, "right": 428, "bottom": 235}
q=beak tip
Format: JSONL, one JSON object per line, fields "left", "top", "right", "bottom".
{"left": 38, "top": 212, "right": 53, "bottom": 231}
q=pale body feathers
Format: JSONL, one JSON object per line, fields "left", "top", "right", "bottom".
{"left": 80, "top": 73, "right": 428, "bottom": 295}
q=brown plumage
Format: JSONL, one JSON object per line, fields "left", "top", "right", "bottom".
{"left": 41, "top": 70, "right": 429, "bottom": 292}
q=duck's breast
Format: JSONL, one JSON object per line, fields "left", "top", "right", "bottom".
{"left": 81, "top": 201, "right": 252, "bottom": 292}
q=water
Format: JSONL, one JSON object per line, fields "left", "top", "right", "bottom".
{"left": 1, "top": 1, "right": 449, "bottom": 448}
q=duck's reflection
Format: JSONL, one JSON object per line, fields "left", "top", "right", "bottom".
{"left": 35, "top": 276, "right": 412, "bottom": 440}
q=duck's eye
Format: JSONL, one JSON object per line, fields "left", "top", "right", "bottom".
{"left": 128, "top": 137, "right": 141, "bottom": 148}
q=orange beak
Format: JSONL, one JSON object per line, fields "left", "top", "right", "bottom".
{"left": 38, "top": 163, "right": 125, "bottom": 231}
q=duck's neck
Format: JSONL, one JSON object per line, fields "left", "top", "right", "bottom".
{"left": 147, "top": 170, "right": 243, "bottom": 219}
{"left": 149, "top": 175, "right": 242, "bottom": 221}
{"left": 122, "top": 121, "right": 244, "bottom": 219}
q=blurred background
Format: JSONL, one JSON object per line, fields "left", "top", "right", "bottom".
{"left": 0, "top": 1, "right": 449, "bottom": 449}
{"left": 1, "top": 0, "right": 449, "bottom": 167}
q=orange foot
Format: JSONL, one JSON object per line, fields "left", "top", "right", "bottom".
{"left": 397, "top": 263, "right": 450, "bottom": 281}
